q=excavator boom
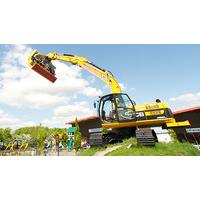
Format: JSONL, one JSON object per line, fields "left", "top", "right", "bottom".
{"left": 28, "top": 50, "right": 121, "bottom": 93}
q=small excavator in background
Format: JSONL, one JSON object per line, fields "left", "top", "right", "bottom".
{"left": 28, "top": 50, "right": 190, "bottom": 146}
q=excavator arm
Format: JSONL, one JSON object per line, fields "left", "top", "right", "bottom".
{"left": 28, "top": 50, "right": 121, "bottom": 93}
{"left": 27, "top": 49, "right": 190, "bottom": 146}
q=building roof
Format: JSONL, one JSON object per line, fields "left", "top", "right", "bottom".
{"left": 66, "top": 106, "right": 200, "bottom": 124}
{"left": 173, "top": 106, "right": 200, "bottom": 115}
{"left": 66, "top": 116, "right": 99, "bottom": 125}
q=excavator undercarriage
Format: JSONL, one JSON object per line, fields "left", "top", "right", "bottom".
{"left": 89, "top": 127, "right": 158, "bottom": 147}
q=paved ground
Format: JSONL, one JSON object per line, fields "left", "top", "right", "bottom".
{"left": 4, "top": 150, "right": 77, "bottom": 156}
{"left": 48, "top": 150, "right": 76, "bottom": 156}
{"left": 1, "top": 147, "right": 123, "bottom": 156}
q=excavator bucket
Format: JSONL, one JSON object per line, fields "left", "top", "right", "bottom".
{"left": 31, "top": 63, "right": 57, "bottom": 83}
{"left": 28, "top": 50, "right": 57, "bottom": 83}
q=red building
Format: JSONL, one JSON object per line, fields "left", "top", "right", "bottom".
{"left": 67, "top": 106, "right": 200, "bottom": 144}
{"left": 67, "top": 116, "right": 101, "bottom": 139}
{"left": 173, "top": 106, "right": 200, "bottom": 144}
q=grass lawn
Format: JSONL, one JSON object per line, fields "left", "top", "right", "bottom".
{"left": 106, "top": 138, "right": 200, "bottom": 156}
{"left": 77, "top": 139, "right": 133, "bottom": 156}
{"left": 76, "top": 137, "right": 200, "bottom": 156}
{"left": 77, "top": 146, "right": 104, "bottom": 156}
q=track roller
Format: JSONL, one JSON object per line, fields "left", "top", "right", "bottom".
{"left": 136, "top": 129, "right": 157, "bottom": 146}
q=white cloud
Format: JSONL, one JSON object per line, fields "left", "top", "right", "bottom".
{"left": 0, "top": 45, "right": 102, "bottom": 109}
{"left": 119, "top": 82, "right": 126, "bottom": 91}
{"left": 82, "top": 87, "right": 102, "bottom": 97}
{"left": 169, "top": 92, "right": 200, "bottom": 107}
{"left": 42, "top": 101, "right": 95, "bottom": 128}
{"left": 87, "top": 75, "right": 96, "bottom": 84}
{"left": 0, "top": 45, "right": 104, "bottom": 128}
{"left": 0, "top": 109, "right": 35, "bottom": 129}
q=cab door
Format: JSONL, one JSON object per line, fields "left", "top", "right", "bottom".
{"left": 99, "top": 93, "right": 136, "bottom": 124}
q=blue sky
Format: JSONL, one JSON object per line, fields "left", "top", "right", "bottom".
{"left": 0, "top": 44, "right": 199, "bottom": 128}
{"left": 31, "top": 44, "right": 200, "bottom": 107}
{"left": 32, "top": 44, "right": 200, "bottom": 96}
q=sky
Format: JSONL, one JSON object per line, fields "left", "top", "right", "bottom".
{"left": 0, "top": 44, "right": 199, "bottom": 129}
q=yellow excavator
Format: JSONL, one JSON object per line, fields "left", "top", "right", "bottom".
{"left": 28, "top": 50, "right": 190, "bottom": 146}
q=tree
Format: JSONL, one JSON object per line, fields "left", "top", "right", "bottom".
{"left": 14, "top": 127, "right": 32, "bottom": 135}
{"left": 14, "top": 133, "right": 31, "bottom": 143}
{"left": 168, "top": 129, "right": 179, "bottom": 143}
{"left": 13, "top": 126, "right": 68, "bottom": 152}
{"left": 0, "top": 128, "right": 13, "bottom": 143}
{"left": 62, "top": 132, "right": 68, "bottom": 146}
{"left": 73, "top": 117, "right": 81, "bottom": 151}
{"left": 14, "top": 126, "right": 49, "bottom": 151}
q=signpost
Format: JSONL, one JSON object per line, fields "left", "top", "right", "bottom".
{"left": 186, "top": 128, "right": 200, "bottom": 149}
{"left": 186, "top": 128, "right": 200, "bottom": 133}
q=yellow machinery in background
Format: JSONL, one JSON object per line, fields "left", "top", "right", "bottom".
{"left": 28, "top": 50, "right": 190, "bottom": 146}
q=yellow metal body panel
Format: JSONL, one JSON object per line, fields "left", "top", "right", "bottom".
{"left": 46, "top": 52, "right": 122, "bottom": 93}
{"left": 145, "top": 110, "right": 165, "bottom": 116}
{"left": 102, "top": 118, "right": 191, "bottom": 129}
{"left": 28, "top": 50, "right": 37, "bottom": 68}
{"left": 5, "top": 144, "right": 14, "bottom": 151}
{"left": 135, "top": 102, "right": 170, "bottom": 112}
{"left": 102, "top": 118, "right": 176, "bottom": 129}
{"left": 166, "top": 120, "right": 190, "bottom": 128}
{"left": 20, "top": 143, "right": 28, "bottom": 151}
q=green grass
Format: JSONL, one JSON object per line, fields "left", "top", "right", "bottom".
{"left": 76, "top": 137, "right": 200, "bottom": 156}
{"left": 106, "top": 138, "right": 200, "bottom": 156}
{"left": 77, "top": 146, "right": 104, "bottom": 156}
{"left": 77, "top": 139, "right": 134, "bottom": 156}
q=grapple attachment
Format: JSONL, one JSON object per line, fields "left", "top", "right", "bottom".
{"left": 28, "top": 50, "right": 57, "bottom": 83}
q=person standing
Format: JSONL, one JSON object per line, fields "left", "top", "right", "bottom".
{"left": 68, "top": 135, "right": 73, "bottom": 152}
{"left": 47, "top": 140, "right": 51, "bottom": 156}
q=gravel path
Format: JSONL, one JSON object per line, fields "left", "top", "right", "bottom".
{"left": 94, "top": 145, "right": 122, "bottom": 156}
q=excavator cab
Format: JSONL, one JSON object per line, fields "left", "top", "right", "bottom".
{"left": 98, "top": 93, "right": 136, "bottom": 124}
{"left": 28, "top": 50, "right": 57, "bottom": 83}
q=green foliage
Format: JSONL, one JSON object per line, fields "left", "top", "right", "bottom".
{"left": 13, "top": 126, "right": 48, "bottom": 150}
{"left": 62, "top": 132, "right": 68, "bottom": 146}
{"left": 168, "top": 129, "right": 179, "bottom": 143}
{"left": 49, "top": 128, "right": 66, "bottom": 136}
{"left": 0, "top": 128, "right": 13, "bottom": 143}
{"left": 49, "top": 128, "right": 67, "bottom": 147}
{"left": 0, "top": 125, "right": 68, "bottom": 153}
{"left": 29, "top": 126, "right": 48, "bottom": 150}
{"left": 13, "top": 126, "right": 67, "bottom": 150}
{"left": 74, "top": 117, "right": 81, "bottom": 151}
{"left": 13, "top": 133, "right": 31, "bottom": 143}
{"left": 101, "top": 127, "right": 108, "bottom": 134}
{"left": 15, "top": 127, "right": 33, "bottom": 136}
{"left": 74, "top": 117, "right": 80, "bottom": 133}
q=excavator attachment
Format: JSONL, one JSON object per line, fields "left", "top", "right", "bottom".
{"left": 28, "top": 50, "right": 57, "bottom": 83}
